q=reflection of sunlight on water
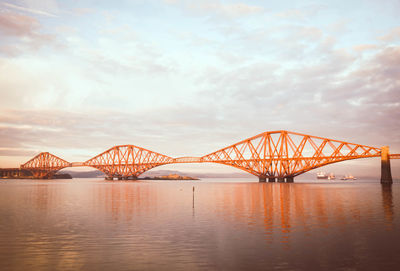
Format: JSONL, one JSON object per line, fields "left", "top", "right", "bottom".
{"left": 0, "top": 179, "right": 399, "bottom": 270}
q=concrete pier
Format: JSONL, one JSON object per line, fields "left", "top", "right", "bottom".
{"left": 259, "top": 177, "right": 266, "bottom": 182}
{"left": 268, "top": 177, "right": 276, "bottom": 182}
{"left": 277, "top": 177, "right": 285, "bottom": 182}
{"left": 381, "top": 146, "right": 393, "bottom": 184}
{"left": 286, "top": 176, "right": 294, "bottom": 182}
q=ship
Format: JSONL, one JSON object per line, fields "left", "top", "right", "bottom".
{"left": 316, "top": 172, "right": 328, "bottom": 179}
{"left": 340, "top": 174, "right": 357, "bottom": 180}
{"left": 328, "top": 173, "right": 335, "bottom": 180}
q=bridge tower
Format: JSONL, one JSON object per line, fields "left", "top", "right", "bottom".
{"left": 381, "top": 146, "right": 392, "bottom": 184}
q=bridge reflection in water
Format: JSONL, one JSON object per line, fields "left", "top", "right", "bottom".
{"left": 381, "top": 184, "right": 394, "bottom": 228}
{"left": 96, "top": 182, "right": 397, "bottom": 242}
{"left": 0, "top": 179, "right": 398, "bottom": 270}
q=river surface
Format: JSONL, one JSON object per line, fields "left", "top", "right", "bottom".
{"left": 0, "top": 178, "right": 399, "bottom": 271}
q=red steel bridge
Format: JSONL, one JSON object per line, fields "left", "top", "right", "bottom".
{"left": 7, "top": 130, "right": 399, "bottom": 183}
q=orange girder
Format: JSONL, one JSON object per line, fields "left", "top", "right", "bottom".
{"left": 19, "top": 131, "right": 391, "bottom": 179}
{"left": 20, "top": 152, "right": 71, "bottom": 178}
{"left": 83, "top": 145, "right": 174, "bottom": 178}
{"left": 200, "top": 131, "right": 382, "bottom": 178}
{"left": 390, "top": 154, "right": 400, "bottom": 159}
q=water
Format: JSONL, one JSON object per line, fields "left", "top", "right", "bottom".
{"left": 0, "top": 178, "right": 399, "bottom": 270}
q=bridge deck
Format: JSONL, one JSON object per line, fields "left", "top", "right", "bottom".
{"left": 172, "top": 157, "right": 203, "bottom": 163}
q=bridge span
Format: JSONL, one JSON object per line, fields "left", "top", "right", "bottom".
{"left": 5, "top": 130, "right": 398, "bottom": 183}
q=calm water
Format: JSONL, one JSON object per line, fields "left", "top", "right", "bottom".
{"left": 0, "top": 178, "right": 399, "bottom": 271}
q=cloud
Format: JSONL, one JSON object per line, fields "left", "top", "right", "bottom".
{"left": 275, "top": 9, "right": 308, "bottom": 20}
{"left": 379, "top": 27, "right": 400, "bottom": 42}
{"left": 0, "top": 12, "right": 39, "bottom": 36}
{"left": 195, "top": 42, "right": 400, "bottom": 150}
{"left": 2, "top": 2, "right": 57, "bottom": 17}
{"left": 72, "top": 7, "right": 95, "bottom": 16}
{"left": 164, "top": 0, "right": 263, "bottom": 17}
{"left": 190, "top": 2, "right": 263, "bottom": 17}
{"left": 0, "top": 11, "right": 56, "bottom": 55}
{"left": 353, "top": 44, "right": 378, "bottom": 52}
{"left": 274, "top": 4, "right": 326, "bottom": 21}
{"left": 0, "top": 148, "right": 39, "bottom": 157}
{"left": 0, "top": 106, "right": 236, "bottom": 162}
{"left": 0, "top": 58, "right": 69, "bottom": 108}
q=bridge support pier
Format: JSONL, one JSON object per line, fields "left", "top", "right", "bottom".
{"left": 277, "top": 177, "right": 285, "bottom": 182}
{"left": 381, "top": 146, "right": 393, "bottom": 184}
{"left": 259, "top": 177, "right": 266, "bottom": 182}
{"left": 286, "top": 176, "right": 294, "bottom": 182}
{"left": 268, "top": 177, "right": 276, "bottom": 182}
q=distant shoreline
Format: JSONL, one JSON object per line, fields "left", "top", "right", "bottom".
{"left": 1, "top": 173, "right": 73, "bottom": 180}
{"left": 1, "top": 173, "right": 199, "bottom": 181}
{"left": 140, "top": 175, "right": 199, "bottom": 181}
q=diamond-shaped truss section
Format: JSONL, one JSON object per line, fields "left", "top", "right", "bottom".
{"left": 84, "top": 145, "right": 174, "bottom": 178}
{"left": 202, "top": 130, "right": 381, "bottom": 177}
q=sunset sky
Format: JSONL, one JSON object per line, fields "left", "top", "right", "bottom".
{"left": 0, "top": 0, "right": 399, "bottom": 177}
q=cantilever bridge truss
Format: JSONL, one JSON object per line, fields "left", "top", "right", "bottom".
{"left": 20, "top": 152, "right": 71, "bottom": 179}
{"left": 84, "top": 145, "right": 174, "bottom": 178}
{"left": 19, "top": 130, "right": 398, "bottom": 180}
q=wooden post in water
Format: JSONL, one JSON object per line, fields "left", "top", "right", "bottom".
{"left": 192, "top": 186, "right": 195, "bottom": 209}
{"left": 381, "top": 146, "right": 393, "bottom": 184}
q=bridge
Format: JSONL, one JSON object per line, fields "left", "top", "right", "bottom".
{"left": 1, "top": 130, "right": 398, "bottom": 183}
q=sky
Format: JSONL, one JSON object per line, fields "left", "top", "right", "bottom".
{"left": 0, "top": 0, "right": 399, "bottom": 177}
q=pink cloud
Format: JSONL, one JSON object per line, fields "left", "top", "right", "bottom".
{"left": 0, "top": 11, "right": 57, "bottom": 55}
{"left": 374, "top": 47, "right": 400, "bottom": 74}
{"left": 379, "top": 27, "right": 400, "bottom": 42}
{"left": 0, "top": 12, "right": 39, "bottom": 36}
{"left": 353, "top": 44, "right": 378, "bottom": 52}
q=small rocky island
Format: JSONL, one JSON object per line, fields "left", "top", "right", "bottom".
{"left": 142, "top": 174, "right": 199, "bottom": 180}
